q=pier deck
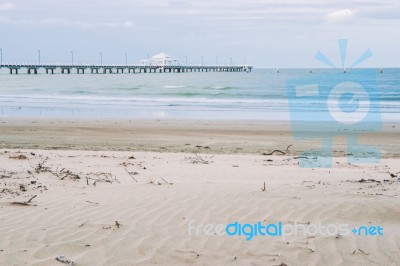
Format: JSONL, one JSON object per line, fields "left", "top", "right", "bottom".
{"left": 0, "top": 64, "right": 252, "bottom": 74}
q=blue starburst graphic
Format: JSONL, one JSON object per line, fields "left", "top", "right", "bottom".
{"left": 286, "top": 39, "right": 381, "bottom": 168}
{"left": 315, "top": 39, "right": 373, "bottom": 69}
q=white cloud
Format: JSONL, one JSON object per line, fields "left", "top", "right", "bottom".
{"left": 0, "top": 2, "right": 15, "bottom": 11}
{"left": 28, "top": 18, "right": 135, "bottom": 29}
{"left": 40, "top": 18, "right": 95, "bottom": 29}
{"left": 123, "top": 20, "right": 134, "bottom": 28}
{"left": 324, "top": 9, "right": 356, "bottom": 23}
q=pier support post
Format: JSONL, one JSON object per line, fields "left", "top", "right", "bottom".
{"left": 9, "top": 68, "right": 19, "bottom": 74}
{"left": 27, "top": 68, "right": 38, "bottom": 74}
{"left": 61, "top": 68, "right": 71, "bottom": 74}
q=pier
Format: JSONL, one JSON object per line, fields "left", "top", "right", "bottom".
{"left": 0, "top": 64, "right": 252, "bottom": 75}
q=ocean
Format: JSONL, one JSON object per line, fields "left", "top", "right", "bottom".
{"left": 0, "top": 68, "right": 399, "bottom": 121}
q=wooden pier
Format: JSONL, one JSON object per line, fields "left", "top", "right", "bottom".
{"left": 0, "top": 64, "right": 252, "bottom": 75}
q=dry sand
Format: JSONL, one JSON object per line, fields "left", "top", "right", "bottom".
{"left": 0, "top": 119, "right": 399, "bottom": 265}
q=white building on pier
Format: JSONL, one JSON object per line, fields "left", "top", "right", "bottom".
{"left": 140, "top": 53, "right": 179, "bottom": 67}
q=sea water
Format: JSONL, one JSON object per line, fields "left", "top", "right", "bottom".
{"left": 0, "top": 68, "right": 398, "bottom": 121}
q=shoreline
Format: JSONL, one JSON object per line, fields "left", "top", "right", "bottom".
{"left": 0, "top": 117, "right": 399, "bottom": 158}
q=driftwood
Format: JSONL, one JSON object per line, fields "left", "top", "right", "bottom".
{"left": 85, "top": 172, "right": 118, "bottom": 186}
{"left": 357, "top": 178, "right": 381, "bottom": 184}
{"left": 185, "top": 152, "right": 212, "bottom": 164}
{"left": 52, "top": 168, "right": 81, "bottom": 180}
{"left": 388, "top": 171, "right": 398, "bottom": 178}
{"left": 262, "top": 144, "right": 293, "bottom": 156}
{"left": 11, "top": 195, "right": 37, "bottom": 206}
{"left": 28, "top": 158, "right": 51, "bottom": 173}
{"left": 28, "top": 158, "right": 81, "bottom": 181}
{"left": 9, "top": 154, "right": 28, "bottom": 160}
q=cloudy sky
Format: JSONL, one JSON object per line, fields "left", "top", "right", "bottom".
{"left": 0, "top": 0, "right": 399, "bottom": 67}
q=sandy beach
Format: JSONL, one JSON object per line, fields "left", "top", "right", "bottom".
{"left": 0, "top": 119, "right": 399, "bottom": 265}
{"left": 1, "top": 118, "right": 399, "bottom": 157}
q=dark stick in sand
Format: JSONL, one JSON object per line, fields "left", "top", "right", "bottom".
{"left": 124, "top": 168, "right": 138, "bottom": 182}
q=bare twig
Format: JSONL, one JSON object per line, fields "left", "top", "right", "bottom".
{"left": 286, "top": 144, "right": 293, "bottom": 153}
{"left": 78, "top": 221, "right": 88, "bottom": 228}
{"left": 261, "top": 181, "right": 266, "bottom": 192}
{"left": 161, "top": 177, "right": 173, "bottom": 185}
{"left": 27, "top": 195, "right": 37, "bottom": 203}
{"left": 352, "top": 248, "right": 369, "bottom": 255}
{"left": 124, "top": 168, "right": 138, "bottom": 182}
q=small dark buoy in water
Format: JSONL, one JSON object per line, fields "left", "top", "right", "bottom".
{"left": 380, "top": 68, "right": 383, "bottom": 73}
{"left": 343, "top": 68, "right": 347, "bottom": 73}
{"left": 309, "top": 69, "right": 312, "bottom": 74}
{"left": 276, "top": 68, "right": 279, "bottom": 74}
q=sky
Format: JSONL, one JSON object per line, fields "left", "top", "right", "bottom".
{"left": 0, "top": 0, "right": 399, "bottom": 67}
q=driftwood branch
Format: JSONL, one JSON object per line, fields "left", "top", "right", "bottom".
{"left": 11, "top": 195, "right": 37, "bottom": 206}
{"left": 262, "top": 144, "right": 293, "bottom": 156}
